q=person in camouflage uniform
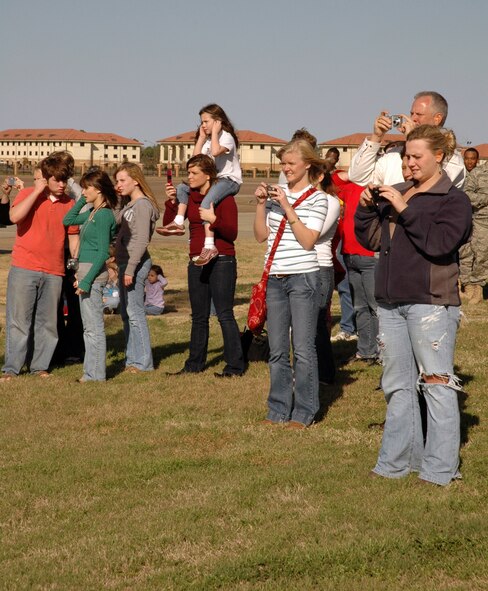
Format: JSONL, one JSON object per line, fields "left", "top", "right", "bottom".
{"left": 459, "top": 160, "right": 488, "bottom": 304}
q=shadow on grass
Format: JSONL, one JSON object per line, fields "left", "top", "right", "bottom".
{"left": 105, "top": 324, "right": 229, "bottom": 375}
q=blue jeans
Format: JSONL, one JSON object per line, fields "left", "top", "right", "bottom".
{"left": 119, "top": 258, "right": 154, "bottom": 371}
{"left": 186, "top": 256, "right": 245, "bottom": 374}
{"left": 177, "top": 177, "right": 240, "bottom": 217}
{"left": 266, "top": 272, "right": 321, "bottom": 425}
{"left": 373, "top": 304, "right": 462, "bottom": 486}
{"left": 3, "top": 266, "right": 62, "bottom": 375}
{"left": 79, "top": 281, "right": 107, "bottom": 381}
{"left": 316, "top": 266, "right": 335, "bottom": 384}
{"left": 336, "top": 248, "right": 356, "bottom": 335}
{"left": 343, "top": 254, "right": 378, "bottom": 357}
{"left": 145, "top": 304, "right": 164, "bottom": 316}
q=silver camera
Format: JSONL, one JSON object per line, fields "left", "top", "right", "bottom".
{"left": 66, "top": 258, "right": 79, "bottom": 271}
{"left": 391, "top": 115, "right": 403, "bottom": 128}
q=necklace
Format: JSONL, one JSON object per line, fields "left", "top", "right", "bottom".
{"left": 88, "top": 202, "right": 107, "bottom": 222}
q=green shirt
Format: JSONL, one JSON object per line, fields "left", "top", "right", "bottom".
{"left": 63, "top": 197, "right": 116, "bottom": 292}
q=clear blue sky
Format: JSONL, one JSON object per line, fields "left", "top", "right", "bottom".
{"left": 1, "top": 0, "right": 486, "bottom": 146}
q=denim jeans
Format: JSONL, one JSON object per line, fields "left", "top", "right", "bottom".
{"left": 186, "top": 255, "right": 245, "bottom": 374}
{"left": 118, "top": 258, "right": 154, "bottom": 371}
{"left": 177, "top": 178, "right": 240, "bottom": 210}
{"left": 336, "top": 248, "right": 356, "bottom": 335}
{"left": 79, "top": 281, "right": 107, "bottom": 381}
{"left": 373, "top": 304, "right": 462, "bottom": 486}
{"left": 145, "top": 304, "right": 164, "bottom": 316}
{"left": 3, "top": 266, "right": 62, "bottom": 375}
{"left": 343, "top": 254, "right": 378, "bottom": 357}
{"left": 316, "top": 266, "right": 335, "bottom": 384}
{"left": 266, "top": 272, "right": 321, "bottom": 425}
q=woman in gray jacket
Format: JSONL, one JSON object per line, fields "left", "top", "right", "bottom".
{"left": 114, "top": 164, "right": 160, "bottom": 373}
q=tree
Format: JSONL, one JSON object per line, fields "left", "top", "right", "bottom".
{"left": 140, "top": 145, "right": 160, "bottom": 168}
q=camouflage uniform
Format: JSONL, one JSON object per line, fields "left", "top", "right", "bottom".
{"left": 459, "top": 163, "right": 488, "bottom": 300}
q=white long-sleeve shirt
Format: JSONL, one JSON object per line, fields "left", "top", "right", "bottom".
{"left": 348, "top": 138, "right": 466, "bottom": 189}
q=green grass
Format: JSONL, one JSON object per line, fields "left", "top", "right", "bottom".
{"left": 1, "top": 239, "right": 488, "bottom": 590}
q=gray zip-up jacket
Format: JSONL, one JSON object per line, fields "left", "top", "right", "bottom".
{"left": 115, "top": 196, "right": 160, "bottom": 277}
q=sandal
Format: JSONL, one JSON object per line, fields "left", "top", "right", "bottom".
{"left": 33, "top": 370, "right": 52, "bottom": 378}
{"left": 0, "top": 372, "right": 17, "bottom": 382}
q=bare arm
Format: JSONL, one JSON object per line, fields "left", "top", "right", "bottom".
{"left": 9, "top": 178, "right": 47, "bottom": 224}
{"left": 68, "top": 233, "right": 80, "bottom": 258}
{"left": 209, "top": 121, "right": 228, "bottom": 157}
{"left": 253, "top": 183, "right": 270, "bottom": 243}
{"left": 193, "top": 125, "right": 207, "bottom": 156}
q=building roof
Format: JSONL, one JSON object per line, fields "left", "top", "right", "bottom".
{"left": 320, "top": 133, "right": 405, "bottom": 146}
{"left": 0, "top": 128, "right": 142, "bottom": 145}
{"left": 157, "top": 129, "right": 287, "bottom": 144}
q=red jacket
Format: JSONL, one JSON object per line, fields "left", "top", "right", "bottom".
{"left": 332, "top": 172, "right": 375, "bottom": 257}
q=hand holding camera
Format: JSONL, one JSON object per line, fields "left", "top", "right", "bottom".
{"left": 371, "top": 187, "right": 385, "bottom": 208}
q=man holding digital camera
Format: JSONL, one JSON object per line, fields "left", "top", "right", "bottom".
{"left": 349, "top": 91, "right": 466, "bottom": 189}
{"left": 0, "top": 152, "right": 79, "bottom": 381}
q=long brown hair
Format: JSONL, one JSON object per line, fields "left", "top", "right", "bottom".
{"left": 197, "top": 103, "right": 239, "bottom": 149}
{"left": 81, "top": 167, "right": 118, "bottom": 209}
{"left": 114, "top": 163, "right": 160, "bottom": 211}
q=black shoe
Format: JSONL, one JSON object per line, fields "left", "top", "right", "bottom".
{"left": 213, "top": 371, "right": 244, "bottom": 378}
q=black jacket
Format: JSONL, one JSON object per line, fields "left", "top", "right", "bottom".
{"left": 354, "top": 173, "right": 472, "bottom": 306}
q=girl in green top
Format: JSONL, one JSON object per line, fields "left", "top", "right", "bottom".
{"left": 63, "top": 168, "right": 117, "bottom": 382}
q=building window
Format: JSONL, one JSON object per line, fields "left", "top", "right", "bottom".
{"left": 260, "top": 145, "right": 265, "bottom": 150}
{"left": 80, "top": 142, "right": 85, "bottom": 147}
{"left": 122, "top": 146, "right": 127, "bottom": 150}
{"left": 132, "top": 155, "right": 137, "bottom": 159}
{"left": 29, "top": 151, "right": 32, "bottom": 156}
{"left": 249, "top": 145, "right": 253, "bottom": 150}
{"left": 342, "top": 147, "right": 347, "bottom": 152}
{"left": 104, "top": 154, "right": 108, "bottom": 159}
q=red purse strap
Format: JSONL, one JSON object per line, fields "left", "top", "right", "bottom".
{"left": 261, "top": 186, "right": 316, "bottom": 280}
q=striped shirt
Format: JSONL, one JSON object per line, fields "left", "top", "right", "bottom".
{"left": 265, "top": 185, "right": 328, "bottom": 275}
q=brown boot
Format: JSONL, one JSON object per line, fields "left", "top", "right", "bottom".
{"left": 469, "top": 284, "right": 483, "bottom": 305}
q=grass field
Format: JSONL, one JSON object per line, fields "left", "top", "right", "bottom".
{"left": 1, "top": 228, "right": 488, "bottom": 590}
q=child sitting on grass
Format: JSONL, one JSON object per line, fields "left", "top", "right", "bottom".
{"left": 144, "top": 264, "right": 168, "bottom": 316}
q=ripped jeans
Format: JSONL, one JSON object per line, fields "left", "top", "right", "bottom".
{"left": 373, "top": 303, "right": 462, "bottom": 486}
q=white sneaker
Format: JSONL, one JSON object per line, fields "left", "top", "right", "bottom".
{"left": 331, "top": 331, "right": 358, "bottom": 342}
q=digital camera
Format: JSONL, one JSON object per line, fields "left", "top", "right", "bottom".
{"left": 371, "top": 187, "right": 384, "bottom": 207}
{"left": 66, "top": 258, "right": 79, "bottom": 271}
{"left": 391, "top": 115, "right": 402, "bottom": 128}
{"left": 266, "top": 184, "right": 277, "bottom": 197}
